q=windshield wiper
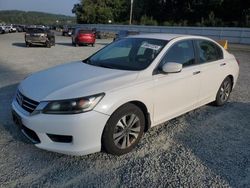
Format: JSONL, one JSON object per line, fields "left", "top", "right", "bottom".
{"left": 83, "top": 59, "right": 115, "bottom": 69}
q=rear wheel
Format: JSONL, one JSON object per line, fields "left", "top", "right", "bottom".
{"left": 102, "top": 103, "right": 145, "bottom": 155}
{"left": 25, "top": 42, "right": 30, "bottom": 47}
{"left": 214, "top": 77, "right": 232, "bottom": 106}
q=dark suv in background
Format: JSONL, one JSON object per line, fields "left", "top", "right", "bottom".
{"left": 62, "top": 26, "right": 74, "bottom": 36}
{"left": 25, "top": 27, "right": 55, "bottom": 47}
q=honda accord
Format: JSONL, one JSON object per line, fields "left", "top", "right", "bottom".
{"left": 12, "top": 34, "right": 239, "bottom": 156}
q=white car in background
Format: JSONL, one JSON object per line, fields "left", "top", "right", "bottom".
{"left": 0, "top": 25, "right": 10, "bottom": 33}
{"left": 9, "top": 25, "right": 17, "bottom": 33}
{"left": 12, "top": 34, "right": 239, "bottom": 156}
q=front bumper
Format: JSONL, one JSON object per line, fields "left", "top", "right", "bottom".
{"left": 12, "top": 100, "right": 110, "bottom": 156}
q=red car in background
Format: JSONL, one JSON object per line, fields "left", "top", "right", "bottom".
{"left": 72, "top": 28, "right": 96, "bottom": 47}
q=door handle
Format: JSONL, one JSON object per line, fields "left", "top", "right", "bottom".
{"left": 193, "top": 71, "right": 201, "bottom": 75}
{"left": 220, "top": 63, "right": 226, "bottom": 66}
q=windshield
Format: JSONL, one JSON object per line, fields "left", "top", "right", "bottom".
{"left": 84, "top": 38, "right": 168, "bottom": 71}
{"left": 27, "top": 28, "right": 47, "bottom": 33}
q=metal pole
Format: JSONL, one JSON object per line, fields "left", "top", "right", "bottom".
{"left": 129, "top": 0, "right": 134, "bottom": 25}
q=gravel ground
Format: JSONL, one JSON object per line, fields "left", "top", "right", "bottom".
{"left": 0, "top": 33, "right": 249, "bottom": 188}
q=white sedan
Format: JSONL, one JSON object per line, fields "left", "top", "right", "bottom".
{"left": 12, "top": 34, "right": 239, "bottom": 156}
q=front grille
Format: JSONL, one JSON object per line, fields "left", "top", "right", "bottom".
{"left": 16, "top": 90, "right": 39, "bottom": 113}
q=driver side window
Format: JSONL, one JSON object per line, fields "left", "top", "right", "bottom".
{"left": 161, "top": 40, "right": 195, "bottom": 67}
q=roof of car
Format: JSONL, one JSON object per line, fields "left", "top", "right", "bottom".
{"left": 128, "top": 33, "right": 205, "bottom": 41}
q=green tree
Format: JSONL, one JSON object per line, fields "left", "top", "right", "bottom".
{"left": 72, "top": 0, "right": 250, "bottom": 27}
{"left": 72, "top": 0, "right": 129, "bottom": 24}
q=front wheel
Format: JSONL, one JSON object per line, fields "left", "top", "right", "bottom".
{"left": 102, "top": 103, "right": 145, "bottom": 155}
{"left": 46, "top": 41, "right": 51, "bottom": 48}
{"left": 214, "top": 77, "right": 232, "bottom": 106}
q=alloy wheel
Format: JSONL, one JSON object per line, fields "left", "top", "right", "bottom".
{"left": 219, "top": 79, "right": 231, "bottom": 102}
{"left": 113, "top": 114, "right": 141, "bottom": 149}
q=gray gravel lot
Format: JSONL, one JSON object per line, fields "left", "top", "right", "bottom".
{"left": 0, "top": 33, "right": 249, "bottom": 188}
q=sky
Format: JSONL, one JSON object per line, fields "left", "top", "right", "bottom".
{"left": 0, "top": 0, "right": 79, "bottom": 16}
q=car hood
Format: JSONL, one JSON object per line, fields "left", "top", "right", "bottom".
{"left": 19, "top": 61, "right": 139, "bottom": 102}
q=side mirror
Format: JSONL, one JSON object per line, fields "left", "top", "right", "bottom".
{"left": 162, "top": 62, "right": 183, "bottom": 73}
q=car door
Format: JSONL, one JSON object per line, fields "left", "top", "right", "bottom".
{"left": 153, "top": 40, "right": 202, "bottom": 124}
{"left": 194, "top": 39, "right": 227, "bottom": 105}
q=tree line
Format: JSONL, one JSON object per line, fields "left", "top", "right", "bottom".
{"left": 72, "top": 0, "right": 250, "bottom": 27}
{"left": 0, "top": 10, "right": 76, "bottom": 25}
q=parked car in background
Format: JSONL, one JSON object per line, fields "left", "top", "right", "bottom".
{"left": 62, "top": 26, "right": 74, "bottom": 36}
{"left": 17, "top": 26, "right": 23, "bottom": 32}
{"left": 0, "top": 26, "right": 5, "bottom": 34}
{"left": 12, "top": 34, "right": 239, "bottom": 156}
{"left": 25, "top": 27, "right": 55, "bottom": 48}
{"left": 114, "top": 30, "right": 140, "bottom": 41}
{"left": 9, "top": 25, "right": 17, "bottom": 33}
{"left": 15, "top": 25, "right": 25, "bottom": 32}
{"left": 71, "top": 28, "right": 96, "bottom": 47}
{"left": 2, "top": 26, "right": 11, "bottom": 33}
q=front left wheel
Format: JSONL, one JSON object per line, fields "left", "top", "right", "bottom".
{"left": 102, "top": 103, "right": 145, "bottom": 155}
{"left": 46, "top": 41, "right": 51, "bottom": 48}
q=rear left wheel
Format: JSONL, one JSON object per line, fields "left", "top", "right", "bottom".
{"left": 214, "top": 77, "right": 232, "bottom": 106}
{"left": 102, "top": 103, "right": 145, "bottom": 155}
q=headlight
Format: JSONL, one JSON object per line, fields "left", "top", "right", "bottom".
{"left": 37, "top": 93, "right": 104, "bottom": 115}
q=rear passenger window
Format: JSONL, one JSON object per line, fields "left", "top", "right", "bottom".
{"left": 161, "top": 40, "right": 195, "bottom": 67}
{"left": 196, "top": 40, "right": 223, "bottom": 63}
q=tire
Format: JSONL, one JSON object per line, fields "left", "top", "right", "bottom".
{"left": 46, "top": 41, "right": 51, "bottom": 48}
{"left": 102, "top": 103, "right": 145, "bottom": 155}
{"left": 91, "top": 43, "right": 95, "bottom": 47}
{"left": 214, "top": 77, "right": 232, "bottom": 106}
{"left": 26, "top": 42, "right": 30, "bottom": 47}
